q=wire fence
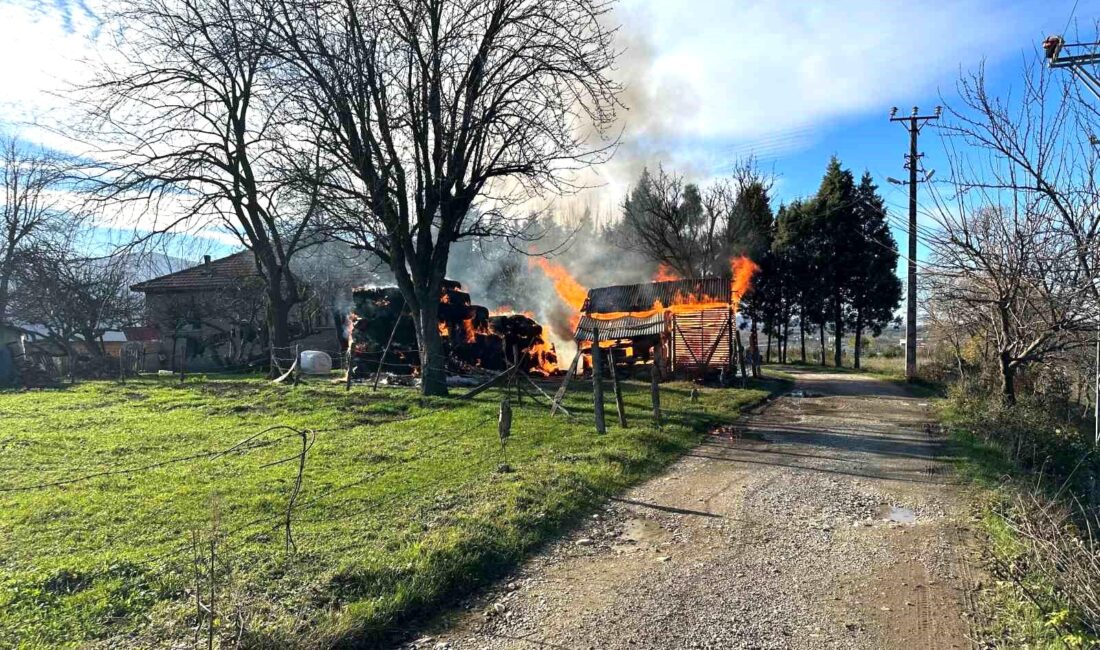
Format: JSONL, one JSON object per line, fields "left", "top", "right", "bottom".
{"left": 2, "top": 335, "right": 670, "bottom": 647}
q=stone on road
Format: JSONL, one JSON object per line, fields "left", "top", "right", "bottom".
{"left": 417, "top": 369, "right": 980, "bottom": 650}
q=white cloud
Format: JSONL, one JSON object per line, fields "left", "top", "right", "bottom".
{"left": 617, "top": 0, "right": 1034, "bottom": 143}
{"left": 0, "top": 0, "right": 104, "bottom": 145}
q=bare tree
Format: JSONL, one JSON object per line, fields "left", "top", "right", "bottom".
{"left": 942, "top": 59, "right": 1100, "bottom": 306}
{"left": 0, "top": 136, "right": 71, "bottom": 322}
{"left": 931, "top": 55, "right": 1100, "bottom": 403}
{"left": 11, "top": 238, "right": 141, "bottom": 363}
{"left": 926, "top": 203, "right": 1091, "bottom": 404}
{"left": 273, "top": 0, "right": 621, "bottom": 395}
{"left": 618, "top": 166, "right": 720, "bottom": 277}
{"left": 618, "top": 161, "right": 774, "bottom": 278}
{"left": 79, "top": 0, "right": 325, "bottom": 352}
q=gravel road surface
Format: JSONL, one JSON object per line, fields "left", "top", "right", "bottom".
{"left": 410, "top": 368, "right": 981, "bottom": 650}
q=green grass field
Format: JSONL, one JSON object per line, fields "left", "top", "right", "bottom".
{"left": 0, "top": 372, "right": 779, "bottom": 648}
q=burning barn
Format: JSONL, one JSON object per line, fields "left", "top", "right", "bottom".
{"left": 565, "top": 257, "right": 759, "bottom": 378}
{"left": 346, "top": 280, "right": 559, "bottom": 380}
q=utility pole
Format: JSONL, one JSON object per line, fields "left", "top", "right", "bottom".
{"left": 1042, "top": 36, "right": 1100, "bottom": 446}
{"left": 889, "top": 105, "right": 940, "bottom": 382}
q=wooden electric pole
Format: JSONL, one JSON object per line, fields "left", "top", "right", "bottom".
{"left": 889, "top": 105, "right": 940, "bottom": 381}
{"left": 1041, "top": 35, "right": 1100, "bottom": 446}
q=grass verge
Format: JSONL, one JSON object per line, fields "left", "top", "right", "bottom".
{"left": 943, "top": 404, "right": 1098, "bottom": 648}
{"left": 0, "top": 372, "right": 784, "bottom": 648}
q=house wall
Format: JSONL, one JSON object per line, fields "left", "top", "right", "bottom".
{"left": 141, "top": 288, "right": 341, "bottom": 372}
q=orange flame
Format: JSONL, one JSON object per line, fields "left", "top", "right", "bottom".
{"left": 730, "top": 255, "right": 759, "bottom": 312}
{"left": 529, "top": 257, "right": 587, "bottom": 311}
{"left": 654, "top": 263, "right": 680, "bottom": 282}
{"left": 527, "top": 339, "right": 559, "bottom": 376}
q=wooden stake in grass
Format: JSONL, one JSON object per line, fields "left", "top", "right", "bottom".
{"left": 498, "top": 398, "right": 512, "bottom": 470}
{"left": 650, "top": 362, "right": 662, "bottom": 427}
{"left": 551, "top": 350, "right": 581, "bottom": 416}
{"left": 591, "top": 325, "right": 605, "bottom": 435}
{"left": 373, "top": 299, "right": 405, "bottom": 391}
{"left": 608, "top": 346, "right": 627, "bottom": 428}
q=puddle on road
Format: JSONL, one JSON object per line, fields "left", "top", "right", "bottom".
{"left": 878, "top": 504, "right": 917, "bottom": 524}
{"left": 620, "top": 518, "right": 665, "bottom": 545}
{"left": 788, "top": 389, "right": 824, "bottom": 398}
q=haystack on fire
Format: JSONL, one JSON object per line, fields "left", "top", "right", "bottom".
{"left": 345, "top": 281, "right": 559, "bottom": 380}
{"left": 344, "top": 256, "right": 759, "bottom": 383}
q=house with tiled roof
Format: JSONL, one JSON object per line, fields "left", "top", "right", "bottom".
{"left": 132, "top": 252, "right": 346, "bottom": 372}
{"left": 131, "top": 251, "right": 260, "bottom": 294}
{"left": 131, "top": 252, "right": 273, "bottom": 371}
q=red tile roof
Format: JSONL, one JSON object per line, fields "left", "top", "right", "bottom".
{"left": 131, "top": 251, "right": 259, "bottom": 293}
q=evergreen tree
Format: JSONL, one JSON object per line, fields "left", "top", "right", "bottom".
{"left": 848, "top": 172, "right": 902, "bottom": 368}
{"left": 732, "top": 184, "right": 774, "bottom": 375}
{"left": 774, "top": 199, "right": 824, "bottom": 364}
{"left": 812, "top": 157, "right": 860, "bottom": 367}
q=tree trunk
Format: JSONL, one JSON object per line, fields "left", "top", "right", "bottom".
{"left": 0, "top": 260, "right": 12, "bottom": 323}
{"left": 765, "top": 316, "right": 773, "bottom": 364}
{"left": 833, "top": 298, "right": 844, "bottom": 368}
{"left": 819, "top": 323, "right": 826, "bottom": 366}
{"left": 268, "top": 284, "right": 293, "bottom": 351}
{"left": 1000, "top": 353, "right": 1017, "bottom": 406}
{"left": 735, "top": 327, "right": 747, "bottom": 380}
{"left": 853, "top": 308, "right": 863, "bottom": 370}
{"left": 415, "top": 297, "right": 448, "bottom": 397}
{"left": 782, "top": 315, "right": 790, "bottom": 364}
{"left": 799, "top": 307, "right": 807, "bottom": 363}
{"left": 750, "top": 318, "right": 760, "bottom": 378}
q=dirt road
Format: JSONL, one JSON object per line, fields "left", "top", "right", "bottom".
{"left": 416, "top": 369, "right": 981, "bottom": 649}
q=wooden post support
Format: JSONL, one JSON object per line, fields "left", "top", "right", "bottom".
{"left": 650, "top": 361, "right": 662, "bottom": 427}
{"left": 373, "top": 308, "right": 404, "bottom": 392}
{"left": 551, "top": 349, "right": 581, "bottom": 416}
{"left": 654, "top": 335, "right": 667, "bottom": 381}
{"left": 735, "top": 327, "right": 747, "bottom": 387}
{"left": 591, "top": 326, "right": 606, "bottom": 435}
{"left": 727, "top": 309, "right": 735, "bottom": 381}
{"left": 511, "top": 344, "right": 522, "bottom": 404}
{"left": 498, "top": 398, "right": 512, "bottom": 465}
{"left": 608, "top": 346, "right": 627, "bottom": 428}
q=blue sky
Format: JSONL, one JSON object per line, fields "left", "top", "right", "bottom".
{"left": 1, "top": 0, "right": 1097, "bottom": 264}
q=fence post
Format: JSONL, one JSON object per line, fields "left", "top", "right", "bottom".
{"left": 651, "top": 361, "right": 662, "bottom": 427}
{"left": 294, "top": 344, "right": 302, "bottom": 385}
{"left": 609, "top": 346, "right": 627, "bottom": 428}
{"left": 592, "top": 326, "right": 605, "bottom": 435}
{"left": 511, "top": 344, "right": 523, "bottom": 404}
{"left": 498, "top": 398, "right": 512, "bottom": 469}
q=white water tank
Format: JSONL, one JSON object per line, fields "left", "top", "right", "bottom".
{"left": 299, "top": 350, "right": 333, "bottom": 375}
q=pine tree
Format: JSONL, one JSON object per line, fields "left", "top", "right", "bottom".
{"left": 812, "top": 157, "right": 860, "bottom": 367}
{"left": 732, "top": 184, "right": 774, "bottom": 375}
{"left": 848, "top": 172, "right": 902, "bottom": 368}
{"left": 774, "top": 199, "right": 823, "bottom": 364}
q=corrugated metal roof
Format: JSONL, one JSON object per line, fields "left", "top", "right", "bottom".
{"left": 574, "top": 313, "right": 667, "bottom": 342}
{"left": 583, "top": 277, "right": 730, "bottom": 314}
